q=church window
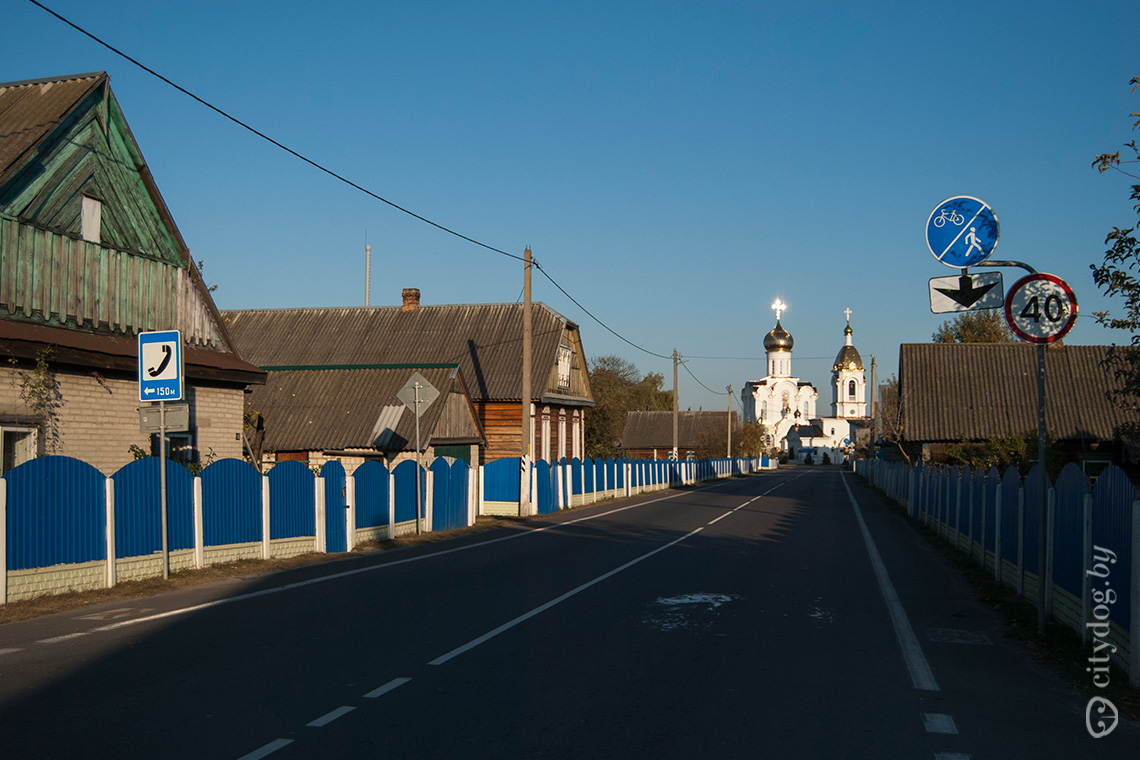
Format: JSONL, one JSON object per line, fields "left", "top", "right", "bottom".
{"left": 848, "top": 380, "right": 856, "bottom": 399}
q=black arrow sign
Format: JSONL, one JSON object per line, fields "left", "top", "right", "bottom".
{"left": 934, "top": 274, "right": 999, "bottom": 309}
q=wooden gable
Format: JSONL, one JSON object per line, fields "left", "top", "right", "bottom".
{"left": 0, "top": 73, "right": 235, "bottom": 352}
{"left": 541, "top": 321, "right": 592, "bottom": 403}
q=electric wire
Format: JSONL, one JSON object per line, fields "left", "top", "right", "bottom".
{"left": 28, "top": 0, "right": 791, "bottom": 375}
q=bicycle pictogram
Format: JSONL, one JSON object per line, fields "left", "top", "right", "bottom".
{"left": 932, "top": 208, "right": 965, "bottom": 227}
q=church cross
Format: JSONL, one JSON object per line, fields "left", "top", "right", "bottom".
{"left": 844, "top": 307, "right": 852, "bottom": 323}
{"left": 772, "top": 298, "right": 787, "bottom": 321}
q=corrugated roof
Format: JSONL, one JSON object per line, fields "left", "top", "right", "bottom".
{"left": 222, "top": 303, "right": 591, "bottom": 403}
{"left": 899, "top": 343, "right": 1138, "bottom": 443}
{"left": 248, "top": 365, "right": 483, "bottom": 452}
{"left": 0, "top": 72, "right": 106, "bottom": 186}
{"left": 622, "top": 410, "right": 736, "bottom": 450}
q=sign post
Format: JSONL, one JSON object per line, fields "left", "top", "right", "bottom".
{"left": 1004, "top": 273, "right": 1076, "bottom": 635}
{"left": 139, "top": 331, "right": 183, "bottom": 580}
{"left": 398, "top": 372, "right": 439, "bottom": 534}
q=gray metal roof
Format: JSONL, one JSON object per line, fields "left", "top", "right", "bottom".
{"left": 249, "top": 364, "right": 483, "bottom": 452}
{"left": 0, "top": 72, "right": 106, "bottom": 187}
{"left": 223, "top": 302, "right": 592, "bottom": 404}
{"left": 622, "top": 410, "right": 736, "bottom": 450}
{"left": 899, "top": 343, "right": 1138, "bottom": 443}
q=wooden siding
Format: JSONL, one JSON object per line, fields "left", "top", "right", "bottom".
{"left": 0, "top": 216, "right": 224, "bottom": 348}
{"left": 477, "top": 400, "right": 523, "bottom": 465}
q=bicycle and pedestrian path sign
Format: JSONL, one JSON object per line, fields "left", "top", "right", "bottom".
{"left": 926, "top": 196, "right": 1000, "bottom": 268}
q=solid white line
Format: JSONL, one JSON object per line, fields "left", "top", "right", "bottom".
{"left": 363, "top": 677, "right": 411, "bottom": 699}
{"left": 307, "top": 705, "right": 356, "bottom": 727}
{"left": 841, "top": 476, "right": 940, "bottom": 692}
{"left": 0, "top": 648, "right": 23, "bottom": 656}
{"left": 236, "top": 738, "right": 293, "bottom": 760}
{"left": 428, "top": 526, "right": 705, "bottom": 665}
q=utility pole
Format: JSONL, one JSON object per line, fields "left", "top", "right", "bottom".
{"left": 672, "top": 349, "right": 688, "bottom": 460}
{"left": 520, "top": 247, "right": 533, "bottom": 517}
{"left": 726, "top": 386, "right": 732, "bottom": 458}
{"left": 869, "top": 355, "right": 876, "bottom": 459}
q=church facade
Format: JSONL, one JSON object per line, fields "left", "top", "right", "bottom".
{"left": 741, "top": 300, "right": 819, "bottom": 452}
{"left": 742, "top": 302, "right": 868, "bottom": 462}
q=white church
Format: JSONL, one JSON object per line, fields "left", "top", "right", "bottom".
{"left": 741, "top": 300, "right": 868, "bottom": 463}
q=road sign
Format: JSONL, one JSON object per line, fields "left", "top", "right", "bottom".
{"left": 1004, "top": 273, "right": 1078, "bottom": 344}
{"left": 138, "top": 403, "right": 190, "bottom": 433}
{"left": 926, "top": 196, "right": 1000, "bottom": 268}
{"left": 928, "top": 271, "right": 1004, "bottom": 313}
{"left": 397, "top": 372, "right": 439, "bottom": 412}
{"left": 138, "top": 330, "right": 183, "bottom": 401}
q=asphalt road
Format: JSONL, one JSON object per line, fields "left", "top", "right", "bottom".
{"left": 0, "top": 467, "right": 1137, "bottom": 758}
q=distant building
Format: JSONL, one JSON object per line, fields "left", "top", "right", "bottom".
{"left": 621, "top": 410, "right": 736, "bottom": 459}
{"left": 223, "top": 290, "right": 594, "bottom": 469}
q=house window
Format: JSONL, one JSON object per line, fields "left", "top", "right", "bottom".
{"left": 1, "top": 426, "right": 37, "bottom": 474}
{"left": 81, "top": 195, "right": 102, "bottom": 243}
{"left": 557, "top": 345, "right": 573, "bottom": 390}
{"left": 152, "top": 432, "right": 197, "bottom": 469}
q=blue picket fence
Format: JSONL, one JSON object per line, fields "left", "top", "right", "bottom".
{"left": 2, "top": 452, "right": 771, "bottom": 604}
{"left": 855, "top": 458, "right": 1140, "bottom": 683}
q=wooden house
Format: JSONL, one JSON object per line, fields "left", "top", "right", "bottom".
{"left": 621, "top": 410, "right": 736, "bottom": 459}
{"left": 0, "top": 72, "right": 265, "bottom": 475}
{"left": 222, "top": 289, "right": 594, "bottom": 466}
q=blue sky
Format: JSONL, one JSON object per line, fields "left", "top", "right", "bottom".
{"left": 4, "top": 0, "right": 1137, "bottom": 413}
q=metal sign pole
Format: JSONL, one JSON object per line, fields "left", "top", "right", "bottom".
{"left": 414, "top": 381, "right": 422, "bottom": 535}
{"left": 1036, "top": 343, "right": 1048, "bottom": 633}
{"left": 159, "top": 400, "right": 169, "bottom": 580}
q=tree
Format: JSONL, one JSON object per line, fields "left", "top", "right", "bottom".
{"left": 1091, "top": 76, "right": 1140, "bottom": 435}
{"left": 931, "top": 310, "right": 1014, "bottom": 343}
{"left": 584, "top": 355, "right": 673, "bottom": 460}
{"left": 877, "top": 374, "right": 909, "bottom": 463}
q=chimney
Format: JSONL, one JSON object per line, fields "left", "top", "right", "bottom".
{"left": 401, "top": 288, "right": 420, "bottom": 311}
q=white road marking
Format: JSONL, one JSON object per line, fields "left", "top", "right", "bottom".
{"left": 37, "top": 632, "right": 88, "bottom": 644}
{"left": 428, "top": 526, "right": 706, "bottom": 665}
{"left": 924, "top": 713, "right": 959, "bottom": 734}
{"left": 363, "top": 677, "right": 411, "bottom": 699}
{"left": 236, "top": 738, "right": 293, "bottom": 760}
{"left": 307, "top": 705, "right": 356, "bottom": 727}
{"left": 841, "top": 476, "right": 940, "bottom": 691}
{"left": 0, "top": 648, "right": 23, "bottom": 656}
{"left": 933, "top": 753, "right": 972, "bottom": 759}
{"left": 68, "top": 480, "right": 746, "bottom": 640}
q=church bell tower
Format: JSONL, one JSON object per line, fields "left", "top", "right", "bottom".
{"left": 831, "top": 309, "right": 866, "bottom": 418}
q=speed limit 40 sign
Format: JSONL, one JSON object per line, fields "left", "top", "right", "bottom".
{"left": 1004, "top": 273, "right": 1078, "bottom": 344}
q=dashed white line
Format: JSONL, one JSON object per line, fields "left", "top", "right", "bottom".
{"left": 363, "top": 677, "right": 411, "bottom": 699}
{"left": 37, "top": 632, "right": 88, "bottom": 645}
{"left": 307, "top": 705, "right": 356, "bottom": 728}
{"left": 236, "top": 738, "right": 293, "bottom": 760}
{"left": 924, "top": 713, "right": 959, "bottom": 734}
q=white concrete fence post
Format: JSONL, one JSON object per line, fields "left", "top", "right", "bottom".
{"left": 1016, "top": 486, "right": 1025, "bottom": 598}
{"left": 346, "top": 474, "right": 356, "bottom": 552}
{"left": 193, "top": 476, "right": 204, "bottom": 569}
{"left": 105, "top": 478, "right": 116, "bottom": 588}
{"left": 261, "top": 475, "right": 271, "bottom": 560}
{"left": 1045, "top": 488, "right": 1055, "bottom": 620}
{"left": 315, "top": 476, "right": 326, "bottom": 553}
